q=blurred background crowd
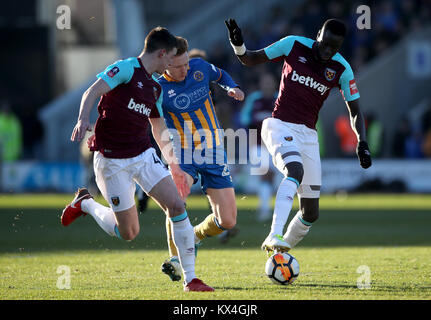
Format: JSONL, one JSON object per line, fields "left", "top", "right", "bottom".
{"left": 1, "top": 0, "right": 431, "bottom": 194}
{"left": 204, "top": 0, "right": 431, "bottom": 159}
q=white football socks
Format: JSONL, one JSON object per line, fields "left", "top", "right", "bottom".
{"left": 81, "top": 198, "right": 119, "bottom": 238}
{"left": 270, "top": 177, "right": 298, "bottom": 236}
{"left": 170, "top": 211, "right": 196, "bottom": 284}
{"left": 283, "top": 210, "right": 312, "bottom": 248}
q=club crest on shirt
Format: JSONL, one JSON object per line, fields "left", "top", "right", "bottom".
{"left": 325, "top": 68, "right": 336, "bottom": 81}
{"left": 284, "top": 136, "right": 293, "bottom": 141}
{"left": 111, "top": 196, "right": 120, "bottom": 206}
{"left": 193, "top": 70, "right": 204, "bottom": 81}
{"left": 107, "top": 66, "right": 119, "bottom": 78}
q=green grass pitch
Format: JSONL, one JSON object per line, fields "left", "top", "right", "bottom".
{"left": 0, "top": 193, "right": 430, "bottom": 300}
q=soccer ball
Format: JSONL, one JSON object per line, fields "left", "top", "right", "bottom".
{"left": 265, "top": 252, "right": 299, "bottom": 285}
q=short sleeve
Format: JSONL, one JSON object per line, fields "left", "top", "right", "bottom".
{"left": 338, "top": 63, "right": 360, "bottom": 101}
{"left": 151, "top": 77, "right": 163, "bottom": 118}
{"left": 97, "top": 59, "right": 135, "bottom": 90}
{"left": 206, "top": 60, "right": 223, "bottom": 82}
{"left": 264, "top": 36, "right": 297, "bottom": 60}
{"left": 264, "top": 36, "right": 314, "bottom": 61}
{"left": 151, "top": 88, "right": 164, "bottom": 118}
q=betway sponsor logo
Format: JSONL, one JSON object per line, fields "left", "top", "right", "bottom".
{"left": 127, "top": 98, "right": 151, "bottom": 116}
{"left": 291, "top": 70, "right": 330, "bottom": 95}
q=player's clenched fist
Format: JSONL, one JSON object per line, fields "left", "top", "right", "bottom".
{"left": 356, "top": 141, "right": 372, "bottom": 169}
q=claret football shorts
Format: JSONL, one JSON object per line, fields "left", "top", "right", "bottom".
{"left": 261, "top": 117, "right": 321, "bottom": 198}
{"left": 93, "top": 148, "right": 171, "bottom": 211}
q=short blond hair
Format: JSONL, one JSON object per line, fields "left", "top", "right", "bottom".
{"left": 175, "top": 36, "right": 189, "bottom": 56}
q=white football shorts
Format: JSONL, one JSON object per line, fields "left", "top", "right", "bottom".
{"left": 261, "top": 117, "right": 321, "bottom": 198}
{"left": 93, "top": 148, "right": 171, "bottom": 211}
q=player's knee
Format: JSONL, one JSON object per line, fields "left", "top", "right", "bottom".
{"left": 218, "top": 213, "right": 237, "bottom": 230}
{"left": 215, "top": 203, "right": 237, "bottom": 230}
{"left": 167, "top": 198, "right": 186, "bottom": 217}
{"left": 284, "top": 161, "right": 304, "bottom": 184}
{"left": 120, "top": 226, "right": 139, "bottom": 241}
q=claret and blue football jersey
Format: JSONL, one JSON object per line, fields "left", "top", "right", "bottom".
{"left": 93, "top": 57, "right": 163, "bottom": 159}
{"left": 264, "top": 36, "right": 360, "bottom": 129}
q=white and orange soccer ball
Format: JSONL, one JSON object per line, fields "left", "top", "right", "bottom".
{"left": 265, "top": 252, "right": 300, "bottom": 285}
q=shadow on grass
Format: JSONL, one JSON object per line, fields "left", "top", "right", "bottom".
{"left": 1, "top": 208, "right": 431, "bottom": 254}
{"left": 296, "top": 283, "right": 431, "bottom": 292}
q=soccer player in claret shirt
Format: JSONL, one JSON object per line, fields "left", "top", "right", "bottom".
{"left": 61, "top": 27, "right": 213, "bottom": 292}
{"left": 225, "top": 18, "right": 372, "bottom": 254}
{"left": 157, "top": 36, "right": 244, "bottom": 282}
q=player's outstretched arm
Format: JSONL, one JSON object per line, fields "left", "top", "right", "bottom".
{"left": 149, "top": 117, "right": 190, "bottom": 200}
{"left": 345, "top": 99, "right": 372, "bottom": 169}
{"left": 225, "top": 18, "right": 269, "bottom": 66}
{"left": 71, "top": 78, "right": 111, "bottom": 142}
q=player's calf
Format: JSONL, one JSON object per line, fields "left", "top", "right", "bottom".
{"left": 302, "top": 206, "right": 319, "bottom": 223}
{"left": 113, "top": 206, "right": 140, "bottom": 241}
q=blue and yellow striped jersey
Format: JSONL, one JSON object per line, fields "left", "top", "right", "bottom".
{"left": 157, "top": 58, "right": 238, "bottom": 164}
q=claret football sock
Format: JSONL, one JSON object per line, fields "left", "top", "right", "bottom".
{"left": 270, "top": 177, "right": 299, "bottom": 236}
{"left": 81, "top": 198, "right": 119, "bottom": 238}
{"left": 283, "top": 210, "right": 312, "bottom": 248}
{"left": 170, "top": 211, "right": 196, "bottom": 284}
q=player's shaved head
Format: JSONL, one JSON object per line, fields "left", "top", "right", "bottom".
{"left": 316, "top": 19, "right": 346, "bottom": 61}
{"left": 321, "top": 19, "right": 347, "bottom": 38}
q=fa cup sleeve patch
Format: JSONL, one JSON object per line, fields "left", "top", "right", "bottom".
{"left": 107, "top": 66, "right": 120, "bottom": 78}
{"left": 349, "top": 79, "right": 358, "bottom": 95}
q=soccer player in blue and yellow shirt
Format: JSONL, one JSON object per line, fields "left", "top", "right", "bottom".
{"left": 158, "top": 37, "right": 244, "bottom": 282}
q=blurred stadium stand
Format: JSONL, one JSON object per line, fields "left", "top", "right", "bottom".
{"left": 38, "top": 0, "right": 297, "bottom": 161}
{"left": 320, "top": 25, "right": 431, "bottom": 158}
{"left": 2, "top": 0, "right": 431, "bottom": 193}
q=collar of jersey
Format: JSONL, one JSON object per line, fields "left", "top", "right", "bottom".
{"left": 163, "top": 72, "right": 180, "bottom": 82}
